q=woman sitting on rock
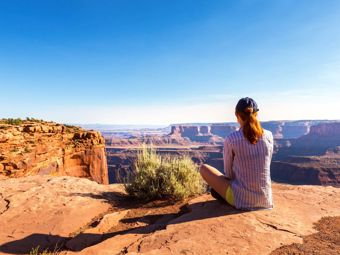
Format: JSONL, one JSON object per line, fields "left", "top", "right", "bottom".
{"left": 200, "top": 97, "right": 274, "bottom": 210}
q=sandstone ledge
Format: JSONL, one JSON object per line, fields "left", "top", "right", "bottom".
{"left": 0, "top": 122, "right": 108, "bottom": 184}
{"left": 0, "top": 176, "right": 339, "bottom": 255}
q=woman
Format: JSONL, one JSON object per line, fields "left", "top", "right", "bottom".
{"left": 200, "top": 97, "right": 274, "bottom": 210}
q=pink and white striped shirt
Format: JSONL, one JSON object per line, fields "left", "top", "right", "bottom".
{"left": 223, "top": 128, "right": 274, "bottom": 210}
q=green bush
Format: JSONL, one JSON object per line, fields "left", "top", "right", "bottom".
{"left": 25, "top": 117, "right": 43, "bottom": 123}
{"left": 1, "top": 118, "right": 23, "bottom": 125}
{"left": 124, "top": 145, "right": 205, "bottom": 200}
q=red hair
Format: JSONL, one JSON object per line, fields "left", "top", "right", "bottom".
{"left": 236, "top": 107, "right": 263, "bottom": 144}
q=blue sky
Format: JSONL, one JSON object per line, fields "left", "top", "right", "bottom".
{"left": 1, "top": 0, "right": 340, "bottom": 124}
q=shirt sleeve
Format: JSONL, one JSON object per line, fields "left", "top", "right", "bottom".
{"left": 223, "top": 138, "right": 234, "bottom": 179}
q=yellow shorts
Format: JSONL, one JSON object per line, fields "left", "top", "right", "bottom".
{"left": 226, "top": 186, "right": 235, "bottom": 206}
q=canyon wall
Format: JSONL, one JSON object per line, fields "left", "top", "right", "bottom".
{"left": 170, "top": 120, "right": 336, "bottom": 141}
{"left": 105, "top": 134, "right": 192, "bottom": 147}
{"left": 170, "top": 124, "right": 232, "bottom": 143}
{"left": 0, "top": 121, "right": 108, "bottom": 184}
{"left": 271, "top": 155, "right": 340, "bottom": 186}
{"left": 271, "top": 122, "right": 340, "bottom": 186}
{"left": 275, "top": 122, "right": 340, "bottom": 158}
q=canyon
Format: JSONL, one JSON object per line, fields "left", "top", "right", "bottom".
{"left": 0, "top": 119, "right": 339, "bottom": 254}
{"left": 104, "top": 120, "right": 340, "bottom": 186}
{"left": 5, "top": 119, "right": 339, "bottom": 187}
{"left": 0, "top": 120, "right": 334, "bottom": 186}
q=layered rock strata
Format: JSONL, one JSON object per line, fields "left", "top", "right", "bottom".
{"left": 0, "top": 122, "right": 108, "bottom": 184}
{"left": 170, "top": 120, "right": 338, "bottom": 141}
{"left": 270, "top": 123, "right": 340, "bottom": 187}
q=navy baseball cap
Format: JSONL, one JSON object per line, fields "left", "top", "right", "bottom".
{"left": 235, "top": 97, "right": 259, "bottom": 113}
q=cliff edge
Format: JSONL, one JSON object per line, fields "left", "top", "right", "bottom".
{"left": 0, "top": 121, "right": 108, "bottom": 184}
{"left": 0, "top": 176, "right": 339, "bottom": 255}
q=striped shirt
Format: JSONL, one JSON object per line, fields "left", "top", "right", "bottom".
{"left": 223, "top": 128, "right": 274, "bottom": 210}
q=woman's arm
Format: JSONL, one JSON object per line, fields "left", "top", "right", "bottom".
{"left": 223, "top": 138, "right": 234, "bottom": 179}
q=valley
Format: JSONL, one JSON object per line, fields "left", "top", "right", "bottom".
{"left": 100, "top": 120, "right": 340, "bottom": 186}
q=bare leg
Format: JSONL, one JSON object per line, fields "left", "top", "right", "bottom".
{"left": 200, "top": 164, "right": 230, "bottom": 200}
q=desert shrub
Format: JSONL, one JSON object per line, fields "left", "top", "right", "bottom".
{"left": 25, "top": 117, "right": 44, "bottom": 123}
{"left": 124, "top": 145, "right": 205, "bottom": 200}
{"left": 1, "top": 118, "right": 23, "bottom": 125}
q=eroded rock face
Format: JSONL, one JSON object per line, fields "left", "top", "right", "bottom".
{"left": 0, "top": 122, "right": 108, "bottom": 184}
{"left": 169, "top": 125, "right": 225, "bottom": 143}
{"left": 271, "top": 122, "right": 340, "bottom": 187}
{"left": 171, "top": 120, "right": 336, "bottom": 141}
{"left": 276, "top": 122, "right": 340, "bottom": 157}
{"left": 210, "top": 124, "right": 237, "bottom": 138}
{"left": 1, "top": 176, "right": 339, "bottom": 255}
{"left": 106, "top": 135, "right": 191, "bottom": 147}
{"left": 310, "top": 122, "right": 340, "bottom": 136}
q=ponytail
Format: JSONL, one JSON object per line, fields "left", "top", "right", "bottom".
{"left": 237, "top": 107, "right": 263, "bottom": 144}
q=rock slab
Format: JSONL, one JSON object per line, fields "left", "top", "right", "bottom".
{"left": 0, "top": 176, "right": 339, "bottom": 255}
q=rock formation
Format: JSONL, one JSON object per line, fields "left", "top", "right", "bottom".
{"left": 106, "top": 135, "right": 192, "bottom": 147}
{"left": 210, "top": 124, "right": 238, "bottom": 138}
{"left": 276, "top": 122, "right": 340, "bottom": 157}
{"left": 0, "top": 121, "right": 108, "bottom": 184}
{"left": 170, "top": 120, "right": 337, "bottom": 141}
{"left": 0, "top": 176, "right": 339, "bottom": 254}
{"left": 270, "top": 122, "right": 340, "bottom": 187}
{"left": 169, "top": 125, "right": 226, "bottom": 144}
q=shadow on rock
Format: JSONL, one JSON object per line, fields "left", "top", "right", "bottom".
{"left": 0, "top": 233, "right": 66, "bottom": 254}
{"left": 0, "top": 197, "right": 244, "bottom": 254}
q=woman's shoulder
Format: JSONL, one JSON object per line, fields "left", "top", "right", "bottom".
{"left": 225, "top": 129, "right": 243, "bottom": 143}
{"left": 262, "top": 129, "right": 273, "bottom": 138}
{"left": 262, "top": 129, "right": 274, "bottom": 143}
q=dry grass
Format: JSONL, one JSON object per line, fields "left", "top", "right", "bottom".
{"left": 124, "top": 145, "right": 205, "bottom": 201}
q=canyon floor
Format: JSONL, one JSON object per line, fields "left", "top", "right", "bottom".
{"left": 0, "top": 176, "right": 339, "bottom": 255}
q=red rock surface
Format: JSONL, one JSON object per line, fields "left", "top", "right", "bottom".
{"left": 0, "top": 176, "right": 122, "bottom": 254}
{"left": 271, "top": 216, "right": 340, "bottom": 255}
{"left": 0, "top": 122, "right": 108, "bottom": 184}
{"left": 0, "top": 176, "right": 339, "bottom": 255}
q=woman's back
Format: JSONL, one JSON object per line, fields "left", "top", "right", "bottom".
{"left": 224, "top": 128, "right": 274, "bottom": 210}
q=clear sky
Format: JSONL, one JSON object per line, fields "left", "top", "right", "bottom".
{"left": 1, "top": 0, "right": 340, "bottom": 125}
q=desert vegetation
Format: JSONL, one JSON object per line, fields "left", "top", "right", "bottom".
{"left": 124, "top": 145, "right": 206, "bottom": 200}
{"left": 1, "top": 118, "right": 23, "bottom": 125}
{"left": 0, "top": 117, "right": 45, "bottom": 125}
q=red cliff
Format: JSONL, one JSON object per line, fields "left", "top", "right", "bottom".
{"left": 0, "top": 121, "right": 108, "bottom": 184}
